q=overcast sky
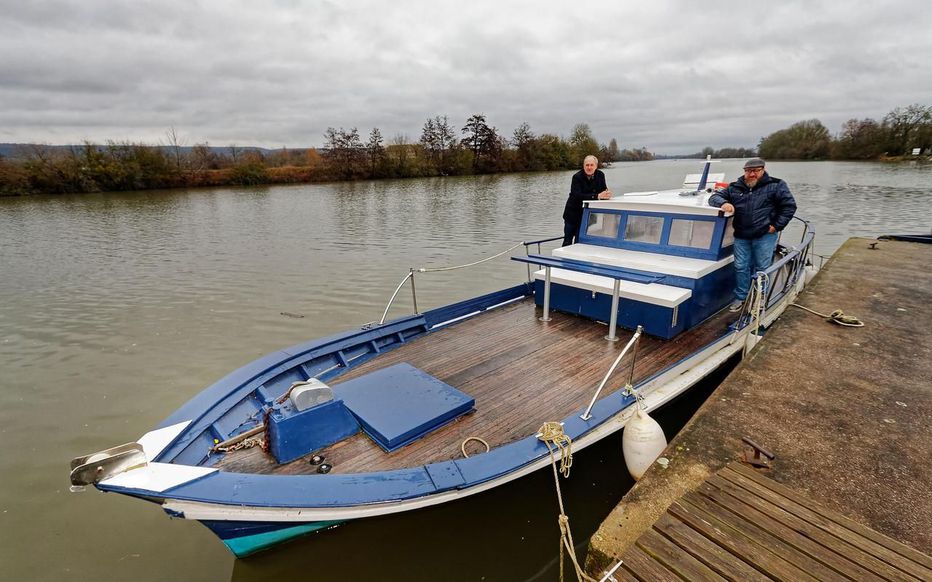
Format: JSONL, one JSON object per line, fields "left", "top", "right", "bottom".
{"left": 2, "top": 0, "right": 930, "bottom": 154}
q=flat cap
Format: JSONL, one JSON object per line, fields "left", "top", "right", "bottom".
{"left": 743, "top": 158, "right": 766, "bottom": 169}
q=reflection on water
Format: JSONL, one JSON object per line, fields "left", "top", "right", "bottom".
{"left": 0, "top": 161, "right": 929, "bottom": 581}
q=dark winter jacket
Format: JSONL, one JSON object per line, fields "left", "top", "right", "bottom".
{"left": 708, "top": 172, "right": 797, "bottom": 239}
{"left": 563, "top": 169, "right": 608, "bottom": 225}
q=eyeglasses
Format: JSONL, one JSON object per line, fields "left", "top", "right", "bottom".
{"left": 743, "top": 167, "right": 763, "bottom": 173}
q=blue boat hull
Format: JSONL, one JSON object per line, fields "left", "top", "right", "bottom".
{"left": 201, "top": 519, "right": 344, "bottom": 558}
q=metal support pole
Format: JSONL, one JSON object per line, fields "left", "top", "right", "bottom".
{"left": 605, "top": 279, "right": 620, "bottom": 342}
{"left": 409, "top": 268, "right": 419, "bottom": 314}
{"left": 539, "top": 266, "right": 552, "bottom": 322}
{"left": 627, "top": 325, "right": 643, "bottom": 386}
{"left": 525, "top": 245, "right": 531, "bottom": 283}
{"left": 580, "top": 326, "right": 642, "bottom": 421}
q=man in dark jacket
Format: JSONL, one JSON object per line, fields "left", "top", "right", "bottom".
{"left": 709, "top": 158, "right": 797, "bottom": 311}
{"left": 562, "top": 155, "right": 613, "bottom": 246}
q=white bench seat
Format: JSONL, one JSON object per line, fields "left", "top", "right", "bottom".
{"left": 554, "top": 244, "right": 732, "bottom": 279}
{"left": 533, "top": 268, "right": 691, "bottom": 308}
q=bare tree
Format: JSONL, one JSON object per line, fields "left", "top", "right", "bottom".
{"left": 164, "top": 126, "right": 186, "bottom": 170}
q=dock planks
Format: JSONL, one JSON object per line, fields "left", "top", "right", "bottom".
{"left": 616, "top": 462, "right": 932, "bottom": 581}
{"left": 216, "top": 297, "right": 733, "bottom": 476}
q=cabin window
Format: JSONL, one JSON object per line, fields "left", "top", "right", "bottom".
{"left": 721, "top": 216, "right": 735, "bottom": 247}
{"left": 586, "top": 212, "right": 620, "bottom": 238}
{"left": 623, "top": 215, "right": 663, "bottom": 244}
{"left": 669, "top": 219, "right": 715, "bottom": 249}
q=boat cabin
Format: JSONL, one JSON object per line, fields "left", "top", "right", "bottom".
{"left": 519, "top": 183, "right": 735, "bottom": 339}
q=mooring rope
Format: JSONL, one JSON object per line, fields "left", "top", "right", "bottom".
{"left": 537, "top": 422, "right": 598, "bottom": 582}
{"left": 416, "top": 241, "right": 525, "bottom": 273}
{"left": 790, "top": 303, "right": 864, "bottom": 327}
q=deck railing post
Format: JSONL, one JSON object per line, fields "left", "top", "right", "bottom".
{"left": 581, "top": 325, "right": 642, "bottom": 421}
{"left": 539, "top": 266, "right": 552, "bottom": 322}
{"left": 525, "top": 243, "right": 531, "bottom": 283}
{"left": 605, "top": 279, "right": 621, "bottom": 342}
{"left": 627, "top": 326, "right": 641, "bottom": 386}
{"left": 409, "top": 268, "right": 419, "bottom": 314}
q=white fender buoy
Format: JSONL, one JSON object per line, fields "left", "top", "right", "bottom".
{"left": 804, "top": 264, "right": 817, "bottom": 285}
{"left": 622, "top": 408, "right": 667, "bottom": 480}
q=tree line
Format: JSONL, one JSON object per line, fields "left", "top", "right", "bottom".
{"left": 4, "top": 103, "right": 925, "bottom": 196}
{"left": 675, "top": 104, "right": 930, "bottom": 162}
{"left": 757, "top": 103, "right": 931, "bottom": 160}
{"left": 0, "top": 116, "right": 651, "bottom": 196}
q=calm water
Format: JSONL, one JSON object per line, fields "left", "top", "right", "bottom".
{"left": 1, "top": 160, "right": 929, "bottom": 581}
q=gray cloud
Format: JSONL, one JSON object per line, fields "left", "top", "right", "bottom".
{"left": 0, "top": 0, "right": 929, "bottom": 153}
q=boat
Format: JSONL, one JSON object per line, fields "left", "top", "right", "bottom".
{"left": 69, "top": 160, "right": 817, "bottom": 557}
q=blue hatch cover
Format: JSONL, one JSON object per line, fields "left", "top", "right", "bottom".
{"left": 333, "top": 363, "right": 475, "bottom": 452}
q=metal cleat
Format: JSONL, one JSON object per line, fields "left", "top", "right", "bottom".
{"left": 741, "top": 436, "right": 775, "bottom": 469}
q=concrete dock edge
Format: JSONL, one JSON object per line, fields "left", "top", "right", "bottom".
{"left": 586, "top": 237, "right": 932, "bottom": 576}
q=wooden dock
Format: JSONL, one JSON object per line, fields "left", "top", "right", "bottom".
{"left": 587, "top": 237, "right": 932, "bottom": 579}
{"left": 614, "top": 462, "right": 932, "bottom": 582}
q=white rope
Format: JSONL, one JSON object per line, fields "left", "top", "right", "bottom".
{"left": 790, "top": 303, "right": 864, "bottom": 327}
{"left": 417, "top": 241, "right": 525, "bottom": 273}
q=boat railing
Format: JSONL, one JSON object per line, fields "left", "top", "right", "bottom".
{"left": 744, "top": 217, "right": 816, "bottom": 322}
{"left": 521, "top": 235, "right": 564, "bottom": 282}
{"left": 378, "top": 238, "right": 559, "bottom": 325}
{"left": 580, "top": 325, "right": 644, "bottom": 421}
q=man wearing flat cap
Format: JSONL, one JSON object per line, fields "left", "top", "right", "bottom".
{"left": 709, "top": 158, "right": 797, "bottom": 312}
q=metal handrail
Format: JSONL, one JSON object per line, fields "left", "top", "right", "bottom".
{"left": 523, "top": 235, "right": 563, "bottom": 247}
{"left": 522, "top": 235, "right": 563, "bottom": 282}
{"left": 580, "top": 325, "right": 643, "bottom": 421}
{"left": 734, "top": 225, "right": 816, "bottom": 327}
{"left": 761, "top": 228, "right": 815, "bottom": 310}
{"left": 525, "top": 235, "right": 561, "bottom": 282}
{"left": 792, "top": 215, "right": 810, "bottom": 247}
{"left": 378, "top": 239, "right": 539, "bottom": 325}
{"left": 379, "top": 269, "right": 417, "bottom": 325}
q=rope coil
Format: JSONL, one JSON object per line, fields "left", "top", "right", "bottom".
{"left": 460, "top": 436, "right": 490, "bottom": 458}
{"left": 538, "top": 421, "right": 574, "bottom": 478}
{"left": 790, "top": 303, "right": 864, "bottom": 327}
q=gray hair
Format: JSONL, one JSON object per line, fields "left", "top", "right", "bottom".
{"left": 584, "top": 155, "right": 599, "bottom": 165}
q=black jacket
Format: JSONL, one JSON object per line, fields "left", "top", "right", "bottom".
{"left": 563, "top": 169, "right": 607, "bottom": 224}
{"left": 709, "top": 173, "right": 797, "bottom": 239}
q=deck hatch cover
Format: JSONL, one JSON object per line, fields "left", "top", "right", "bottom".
{"left": 334, "top": 363, "right": 474, "bottom": 452}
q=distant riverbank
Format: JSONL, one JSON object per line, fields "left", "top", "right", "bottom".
{"left": 2, "top": 149, "right": 928, "bottom": 198}
{"left": 0, "top": 119, "right": 654, "bottom": 196}
{"left": 4, "top": 102, "right": 928, "bottom": 196}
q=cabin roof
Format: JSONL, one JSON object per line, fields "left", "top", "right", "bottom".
{"left": 589, "top": 189, "right": 724, "bottom": 217}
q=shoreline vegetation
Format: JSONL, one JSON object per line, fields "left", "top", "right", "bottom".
{"left": 1, "top": 104, "right": 929, "bottom": 197}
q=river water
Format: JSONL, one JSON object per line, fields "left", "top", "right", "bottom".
{"left": 1, "top": 160, "right": 929, "bottom": 581}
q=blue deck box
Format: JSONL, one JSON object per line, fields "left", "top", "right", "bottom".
{"left": 267, "top": 398, "right": 360, "bottom": 464}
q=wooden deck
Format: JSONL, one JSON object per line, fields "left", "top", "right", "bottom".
{"left": 217, "top": 298, "right": 733, "bottom": 476}
{"left": 613, "top": 462, "right": 932, "bottom": 582}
